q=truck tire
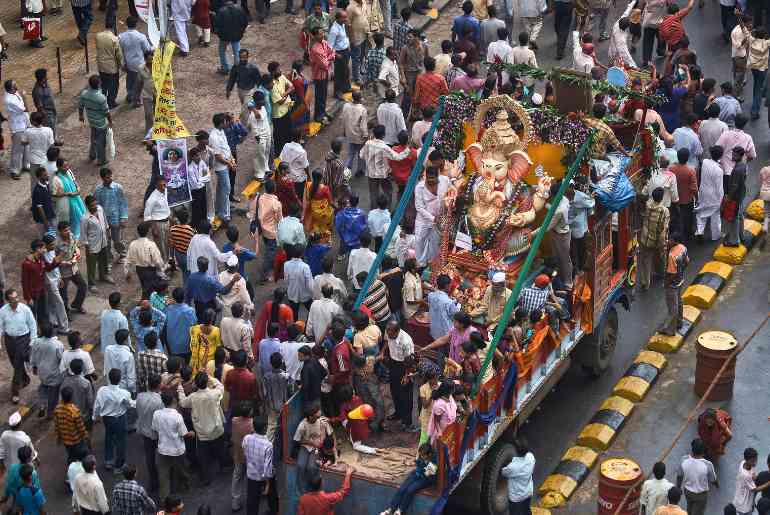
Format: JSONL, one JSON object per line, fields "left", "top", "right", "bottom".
{"left": 480, "top": 442, "right": 516, "bottom": 514}
{"left": 581, "top": 306, "right": 619, "bottom": 378}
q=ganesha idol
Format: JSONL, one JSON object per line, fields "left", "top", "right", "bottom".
{"left": 441, "top": 96, "right": 552, "bottom": 270}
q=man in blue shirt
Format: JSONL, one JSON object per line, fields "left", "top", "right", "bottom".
{"left": 14, "top": 464, "right": 46, "bottom": 515}
{"left": 184, "top": 256, "right": 240, "bottom": 322}
{"left": 100, "top": 291, "right": 129, "bottom": 349}
{"left": 426, "top": 274, "right": 461, "bottom": 340}
{"left": 257, "top": 322, "right": 283, "bottom": 376}
{"left": 451, "top": 1, "right": 480, "bottom": 44}
{"left": 94, "top": 167, "right": 129, "bottom": 263}
{"left": 129, "top": 301, "right": 166, "bottom": 353}
{"left": 334, "top": 194, "right": 367, "bottom": 255}
{"left": 222, "top": 225, "right": 256, "bottom": 282}
{"left": 164, "top": 288, "right": 197, "bottom": 362}
{"left": 328, "top": 10, "right": 351, "bottom": 99}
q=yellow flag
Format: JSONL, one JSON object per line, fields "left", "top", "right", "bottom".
{"left": 151, "top": 41, "right": 190, "bottom": 140}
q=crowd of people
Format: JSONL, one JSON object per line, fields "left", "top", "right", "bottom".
{"left": 0, "top": 0, "right": 767, "bottom": 512}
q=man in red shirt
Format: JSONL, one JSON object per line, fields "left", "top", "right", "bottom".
{"left": 297, "top": 465, "right": 354, "bottom": 515}
{"left": 659, "top": 0, "right": 695, "bottom": 49}
{"left": 308, "top": 27, "right": 336, "bottom": 124}
{"left": 224, "top": 349, "right": 258, "bottom": 409}
{"left": 669, "top": 147, "right": 698, "bottom": 242}
{"left": 22, "top": 239, "right": 60, "bottom": 327}
{"left": 327, "top": 320, "right": 352, "bottom": 412}
{"left": 412, "top": 56, "right": 449, "bottom": 112}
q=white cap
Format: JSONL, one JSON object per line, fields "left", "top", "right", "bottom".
{"left": 492, "top": 272, "right": 506, "bottom": 283}
{"left": 227, "top": 255, "right": 239, "bottom": 268}
{"left": 531, "top": 93, "right": 543, "bottom": 105}
{"left": 8, "top": 412, "right": 21, "bottom": 427}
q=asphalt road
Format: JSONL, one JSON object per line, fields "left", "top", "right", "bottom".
{"left": 20, "top": 1, "right": 770, "bottom": 514}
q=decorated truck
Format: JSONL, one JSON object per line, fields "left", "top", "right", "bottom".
{"left": 278, "top": 66, "right": 658, "bottom": 514}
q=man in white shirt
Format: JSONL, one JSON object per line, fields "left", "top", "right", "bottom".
{"left": 699, "top": 104, "right": 729, "bottom": 154}
{"left": 278, "top": 129, "right": 310, "bottom": 197}
{"left": 414, "top": 167, "right": 449, "bottom": 266}
{"left": 0, "top": 412, "right": 36, "bottom": 469}
{"left": 153, "top": 391, "right": 194, "bottom": 500}
{"left": 643, "top": 157, "right": 679, "bottom": 209}
{"left": 177, "top": 372, "right": 225, "bottom": 486}
{"left": 341, "top": 90, "right": 369, "bottom": 176}
{"left": 377, "top": 89, "right": 406, "bottom": 145}
{"left": 731, "top": 16, "right": 750, "bottom": 102}
{"left": 209, "top": 113, "right": 236, "bottom": 223}
{"left": 573, "top": 31, "right": 600, "bottom": 73}
{"left": 640, "top": 462, "right": 675, "bottom": 515}
{"left": 306, "top": 284, "right": 342, "bottom": 344}
{"left": 220, "top": 301, "right": 254, "bottom": 358}
{"left": 93, "top": 368, "right": 135, "bottom": 472}
{"left": 186, "top": 221, "right": 234, "bottom": 279}
{"left": 125, "top": 222, "right": 166, "bottom": 298}
{"left": 501, "top": 441, "right": 536, "bottom": 513}
{"left": 509, "top": 31, "right": 537, "bottom": 85}
{"left": 4, "top": 81, "right": 30, "bottom": 179}
{"left": 283, "top": 246, "right": 314, "bottom": 318}
{"left": 608, "top": 1, "right": 637, "bottom": 68}
{"left": 676, "top": 439, "right": 718, "bottom": 515}
{"left": 381, "top": 318, "right": 414, "bottom": 429}
{"left": 143, "top": 176, "right": 171, "bottom": 263}
{"left": 487, "top": 28, "right": 513, "bottom": 77}
{"left": 246, "top": 91, "right": 272, "bottom": 180}
{"left": 378, "top": 47, "right": 401, "bottom": 98}
{"left": 23, "top": 111, "right": 55, "bottom": 192}
{"left": 170, "top": 0, "right": 193, "bottom": 55}
{"left": 359, "top": 124, "right": 411, "bottom": 210}
{"left": 73, "top": 455, "right": 110, "bottom": 515}
{"left": 347, "top": 231, "right": 377, "bottom": 290}
{"left": 313, "top": 255, "right": 348, "bottom": 304}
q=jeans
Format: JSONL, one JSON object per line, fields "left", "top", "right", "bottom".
{"left": 388, "top": 470, "right": 435, "bottom": 512}
{"left": 368, "top": 177, "right": 393, "bottom": 210}
{"left": 554, "top": 2, "right": 573, "bottom": 56}
{"left": 590, "top": 7, "right": 609, "bottom": 35}
{"left": 125, "top": 69, "right": 139, "bottom": 104}
{"left": 99, "top": 72, "right": 119, "bottom": 108}
{"left": 89, "top": 126, "right": 107, "bottom": 164}
{"left": 379, "top": 0, "right": 392, "bottom": 32}
{"left": 724, "top": 210, "right": 744, "bottom": 246}
{"left": 60, "top": 272, "right": 87, "bottom": 310}
{"left": 218, "top": 39, "right": 241, "bottom": 72}
{"left": 85, "top": 247, "right": 109, "bottom": 286}
{"left": 663, "top": 285, "right": 682, "bottom": 334}
{"left": 642, "top": 26, "right": 665, "bottom": 65}
{"left": 142, "top": 436, "right": 159, "bottom": 492}
{"left": 71, "top": 4, "right": 93, "bottom": 40}
{"left": 174, "top": 249, "right": 189, "bottom": 281}
{"left": 232, "top": 462, "right": 246, "bottom": 510}
{"left": 346, "top": 142, "right": 364, "bottom": 174}
{"left": 260, "top": 237, "right": 277, "bottom": 281}
{"left": 248, "top": 478, "right": 278, "bottom": 514}
{"left": 38, "top": 383, "right": 60, "bottom": 416}
{"left": 314, "top": 78, "right": 329, "bottom": 120}
{"left": 215, "top": 169, "right": 231, "bottom": 221}
{"left": 103, "top": 413, "right": 127, "bottom": 469}
{"left": 350, "top": 43, "right": 364, "bottom": 83}
{"left": 509, "top": 498, "right": 533, "bottom": 515}
{"left": 334, "top": 49, "right": 351, "bottom": 96}
{"left": 752, "top": 68, "right": 767, "bottom": 116}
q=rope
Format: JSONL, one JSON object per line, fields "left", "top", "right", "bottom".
{"left": 353, "top": 96, "right": 446, "bottom": 309}
{"left": 470, "top": 130, "right": 597, "bottom": 398}
{"left": 610, "top": 313, "right": 770, "bottom": 515}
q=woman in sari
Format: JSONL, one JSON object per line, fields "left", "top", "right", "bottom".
{"left": 697, "top": 408, "right": 732, "bottom": 463}
{"left": 275, "top": 162, "right": 301, "bottom": 216}
{"left": 289, "top": 60, "right": 311, "bottom": 140}
{"left": 253, "top": 287, "right": 295, "bottom": 344}
{"left": 51, "top": 162, "right": 86, "bottom": 239}
{"left": 302, "top": 169, "right": 334, "bottom": 240}
{"left": 189, "top": 308, "right": 222, "bottom": 372}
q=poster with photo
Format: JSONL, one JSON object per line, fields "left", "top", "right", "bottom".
{"left": 158, "top": 138, "right": 191, "bottom": 208}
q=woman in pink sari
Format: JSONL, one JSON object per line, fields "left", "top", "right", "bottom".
{"left": 427, "top": 381, "right": 458, "bottom": 444}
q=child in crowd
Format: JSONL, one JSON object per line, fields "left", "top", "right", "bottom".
{"left": 330, "top": 384, "right": 377, "bottom": 454}
{"left": 149, "top": 280, "right": 169, "bottom": 313}
{"left": 396, "top": 219, "right": 417, "bottom": 267}
{"left": 427, "top": 380, "right": 457, "bottom": 444}
{"left": 453, "top": 383, "right": 471, "bottom": 424}
{"left": 380, "top": 443, "right": 438, "bottom": 515}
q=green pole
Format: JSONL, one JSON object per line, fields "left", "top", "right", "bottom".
{"left": 470, "top": 130, "right": 597, "bottom": 398}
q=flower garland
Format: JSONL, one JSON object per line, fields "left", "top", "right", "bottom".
{"left": 529, "top": 108, "right": 591, "bottom": 150}
{"left": 433, "top": 92, "right": 479, "bottom": 160}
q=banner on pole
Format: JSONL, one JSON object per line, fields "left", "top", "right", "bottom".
{"left": 151, "top": 41, "right": 190, "bottom": 140}
{"left": 157, "top": 138, "right": 192, "bottom": 207}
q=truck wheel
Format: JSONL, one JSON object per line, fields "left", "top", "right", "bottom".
{"left": 480, "top": 442, "right": 516, "bottom": 515}
{"left": 581, "top": 306, "right": 618, "bottom": 378}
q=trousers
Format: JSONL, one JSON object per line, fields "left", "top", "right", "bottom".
{"left": 260, "top": 237, "right": 278, "bottom": 282}
{"left": 637, "top": 245, "right": 660, "bottom": 289}
{"left": 733, "top": 56, "right": 747, "bottom": 99}
{"left": 550, "top": 230, "right": 573, "bottom": 287}
{"left": 642, "top": 26, "right": 666, "bottom": 65}
{"left": 368, "top": 177, "right": 393, "bottom": 210}
{"left": 334, "top": 49, "right": 351, "bottom": 96}
{"left": 99, "top": 72, "right": 119, "bottom": 108}
{"left": 509, "top": 498, "right": 533, "bottom": 515}
{"left": 60, "top": 272, "right": 87, "bottom": 310}
{"left": 521, "top": 15, "right": 543, "bottom": 42}
{"left": 151, "top": 219, "right": 169, "bottom": 263}
{"left": 38, "top": 383, "right": 60, "bottom": 416}
{"left": 103, "top": 413, "right": 127, "bottom": 469}
{"left": 89, "top": 126, "right": 107, "bottom": 164}
{"left": 157, "top": 453, "right": 190, "bottom": 501}
{"left": 71, "top": 4, "right": 93, "bottom": 40}
{"left": 215, "top": 169, "right": 231, "bottom": 221}
{"left": 142, "top": 436, "right": 160, "bottom": 492}
{"left": 389, "top": 359, "right": 412, "bottom": 426}
{"left": 554, "top": 2, "right": 573, "bottom": 55}
{"left": 388, "top": 470, "right": 435, "bottom": 512}
{"left": 695, "top": 207, "right": 721, "bottom": 241}
{"left": 9, "top": 131, "right": 30, "bottom": 176}
{"left": 45, "top": 280, "right": 69, "bottom": 332}
{"left": 173, "top": 19, "right": 189, "bottom": 53}
{"left": 85, "top": 247, "right": 109, "bottom": 286}
{"left": 5, "top": 334, "right": 31, "bottom": 397}
{"left": 684, "top": 488, "right": 708, "bottom": 515}
{"left": 248, "top": 478, "right": 278, "bottom": 514}
{"left": 751, "top": 68, "right": 767, "bottom": 116}
{"left": 314, "top": 78, "right": 329, "bottom": 121}
{"left": 218, "top": 39, "right": 241, "bottom": 72}
{"left": 724, "top": 211, "right": 744, "bottom": 246}
{"left": 663, "top": 285, "right": 682, "bottom": 334}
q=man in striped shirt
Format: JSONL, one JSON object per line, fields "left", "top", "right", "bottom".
{"left": 168, "top": 208, "right": 196, "bottom": 279}
{"left": 356, "top": 271, "right": 391, "bottom": 325}
{"left": 53, "top": 386, "right": 89, "bottom": 462}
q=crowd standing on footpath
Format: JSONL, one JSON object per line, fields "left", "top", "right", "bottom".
{"left": 0, "top": 0, "right": 769, "bottom": 512}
